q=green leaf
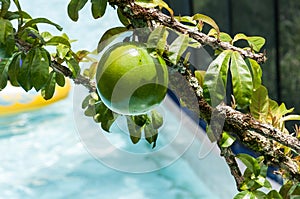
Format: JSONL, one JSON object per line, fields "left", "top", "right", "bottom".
{"left": 208, "top": 29, "right": 232, "bottom": 42}
{"left": 66, "top": 57, "right": 80, "bottom": 78}
{"left": 0, "top": 0, "right": 10, "bottom": 18}
{"left": 144, "top": 123, "right": 158, "bottom": 148}
{"left": 230, "top": 51, "right": 253, "bottom": 108}
{"left": 0, "top": 58, "right": 9, "bottom": 90}
{"left": 30, "top": 48, "right": 50, "bottom": 91}
{"left": 151, "top": 110, "right": 163, "bottom": 129}
{"left": 126, "top": 116, "right": 142, "bottom": 144}
{"left": 280, "top": 114, "right": 300, "bottom": 123}
{"left": 147, "top": 25, "right": 168, "bottom": 56}
{"left": 55, "top": 72, "right": 65, "bottom": 87}
{"left": 193, "top": 13, "right": 220, "bottom": 34}
{"left": 267, "top": 190, "right": 283, "bottom": 199}
{"left": 246, "top": 58, "right": 262, "bottom": 89}
{"left": 4, "top": 10, "right": 32, "bottom": 21}
{"left": 194, "top": 70, "right": 205, "bottom": 87}
{"left": 247, "top": 36, "right": 266, "bottom": 52}
{"left": 46, "top": 36, "right": 71, "bottom": 47}
{"left": 67, "top": 0, "right": 88, "bottom": 21}
{"left": 117, "top": 7, "right": 130, "bottom": 26}
{"left": 233, "top": 33, "right": 265, "bottom": 52}
{"left": 276, "top": 103, "right": 294, "bottom": 116}
{"left": 168, "top": 34, "right": 189, "bottom": 65}
{"left": 0, "top": 19, "right": 15, "bottom": 57}
{"left": 220, "top": 132, "right": 236, "bottom": 148}
{"left": 234, "top": 190, "right": 252, "bottom": 199}
{"left": 7, "top": 52, "right": 22, "bottom": 86}
{"left": 237, "top": 153, "right": 261, "bottom": 176}
{"left": 250, "top": 85, "right": 269, "bottom": 121}
{"left": 17, "top": 49, "right": 34, "bottom": 91}
{"left": 279, "top": 181, "right": 294, "bottom": 199}
{"left": 97, "top": 27, "right": 128, "bottom": 53}
{"left": 20, "top": 17, "right": 63, "bottom": 31}
{"left": 41, "top": 71, "right": 56, "bottom": 100}
{"left": 203, "top": 50, "right": 232, "bottom": 106}
{"left": 87, "top": 62, "right": 97, "bottom": 79}
{"left": 91, "top": 0, "right": 107, "bottom": 19}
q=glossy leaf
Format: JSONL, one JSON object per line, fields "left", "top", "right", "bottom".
{"left": 233, "top": 33, "right": 265, "bottom": 52}
{"left": 220, "top": 132, "right": 236, "bottom": 148}
{"left": 41, "top": 71, "right": 56, "bottom": 100}
{"left": 230, "top": 51, "right": 253, "bottom": 108}
{"left": 0, "top": 58, "right": 8, "bottom": 90}
{"left": 250, "top": 85, "right": 269, "bottom": 121}
{"left": 97, "top": 27, "right": 128, "bottom": 53}
{"left": 194, "top": 70, "right": 205, "bottom": 87}
{"left": 30, "top": 48, "right": 50, "bottom": 91}
{"left": 203, "top": 50, "right": 232, "bottom": 106}
{"left": 67, "top": 0, "right": 88, "bottom": 21}
{"left": 151, "top": 110, "right": 163, "bottom": 129}
{"left": 236, "top": 153, "right": 261, "bottom": 176}
{"left": 246, "top": 58, "right": 262, "bottom": 89}
{"left": 168, "top": 34, "right": 189, "bottom": 65}
{"left": 0, "top": 0, "right": 10, "bottom": 18}
{"left": 0, "top": 19, "right": 15, "bottom": 57}
{"left": 175, "top": 16, "right": 197, "bottom": 26}
{"left": 117, "top": 7, "right": 130, "bottom": 26}
{"left": 4, "top": 10, "right": 32, "bottom": 21}
{"left": 193, "top": 13, "right": 220, "bottom": 34}
{"left": 144, "top": 123, "right": 158, "bottom": 148}
{"left": 91, "top": 0, "right": 107, "bottom": 19}
{"left": 21, "top": 17, "right": 63, "bottom": 31}
{"left": 147, "top": 25, "right": 168, "bottom": 55}
{"left": 7, "top": 52, "right": 22, "bottom": 86}
{"left": 66, "top": 57, "right": 80, "bottom": 78}
{"left": 280, "top": 114, "right": 300, "bottom": 123}
{"left": 126, "top": 116, "right": 142, "bottom": 144}
{"left": 17, "top": 49, "right": 34, "bottom": 91}
{"left": 55, "top": 72, "right": 65, "bottom": 87}
{"left": 46, "top": 36, "right": 71, "bottom": 47}
{"left": 267, "top": 190, "right": 283, "bottom": 199}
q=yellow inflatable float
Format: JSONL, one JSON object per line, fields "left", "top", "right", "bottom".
{"left": 0, "top": 80, "right": 71, "bottom": 116}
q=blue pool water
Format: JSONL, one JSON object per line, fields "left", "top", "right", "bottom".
{"left": 0, "top": 1, "right": 239, "bottom": 198}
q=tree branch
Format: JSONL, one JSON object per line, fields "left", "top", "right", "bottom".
{"left": 111, "top": 0, "right": 267, "bottom": 63}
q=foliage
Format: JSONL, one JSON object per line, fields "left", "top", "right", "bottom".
{"left": 1, "top": 0, "right": 300, "bottom": 198}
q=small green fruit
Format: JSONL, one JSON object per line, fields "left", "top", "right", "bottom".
{"left": 96, "top": 42, "right": 169, "bottom": 115}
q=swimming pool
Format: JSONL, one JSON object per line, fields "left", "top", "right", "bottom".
{"left": 0, "top": 1, "right": 239, "bottom": 198}
{"left": 0, "top": 86, "right": 238, "bottom": 199}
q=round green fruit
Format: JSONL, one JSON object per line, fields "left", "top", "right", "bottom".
{"left": 96, "top": 42, "right": 169, "bottom": 115}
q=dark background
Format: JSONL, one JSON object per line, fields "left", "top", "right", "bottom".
{"left": 165, "top": 0, "right": 300, "bottom": 117}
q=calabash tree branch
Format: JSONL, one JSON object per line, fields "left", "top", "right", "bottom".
{"left": 109, "top": 0, "right": 267, "bottom": 63}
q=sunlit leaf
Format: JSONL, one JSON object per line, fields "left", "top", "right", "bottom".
{"left": 203, "top": 50, "right": 232, "bottom": 106}
{"left": 194, "top": 70, "right": 205, "bottom": 87}
{"left": 280, "top": 115, "right": 300, "bottom": 123}
{"left": 250, "top": 85, "right": 269, "bottom": 121}
{"left": 67, "top": 0, "right": 88, "bottom": 21}
{"left": 46, "top": 36, "right": 71, "bottom": 47}
{"left": 66, "top": 57, "right": 80, "bottom": 78}
{"left": 135, "top": 0, "right": 174, "bottom": 17}
{"left": 193, "top": 13, "right": 220, "bottom": 34}
{"left": 147, "top": 25, "right": 168, "bottom": 55}
{"left": 126, "top": 116, "right": 142, "bottom": 144}
{"left": 220, "top": 132, "right": 236, "bottom": 148}
{"left": 20, "top": 17, "right": 63, "bottom": 31}
{"left": 230, "top": 51, "right": 253, "bottom": 108}
{"left": 0, "top": 18, "right": 15, "bottom": 57}
{"left": 233, "top": 33, "right": 265, "bottom": 52}
{"left": 168, "top": 34, "right": 189, "bottom": 65}
{"left": 97, "top": 27, "right": 128, "bottom": 53}
{"left": 151, "top": 110, "right": 163, "bottom": 129}
{"left": 236, "top": 153, "right": 261, "bottom": 176}
{"left": 246, "top": 58, "right": 262, "bottom": 89}
{"left": 91, "top": 0, "right": 107, "bottom": 19}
